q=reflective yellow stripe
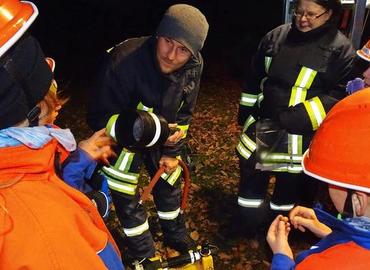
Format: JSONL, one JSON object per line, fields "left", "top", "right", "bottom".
{"left": 136, "top": 102, "right": 153, "bottom": 112}
{"left": 240, "top": 133, "right": 256, "bottom": 152}
{"left": 238, "top": 197, "right": 264, "bottom": 208}
{"left": 106, "top": 114, "right": 119, "bottom": 141}
{"left": 257, "top": 92, "right": 264, "bottom": 106}
{"left": 157, "top": 208, "right": 181, "bottom": 220}
{"left": 303, "top": 97, "right": 326, "bottom": 130}
{"left": 123, "top": 219, "right": 149, "bottom": 237}
{"left": 288, "top": 134, "right": 302, "bottom": 156}
{"left": 242, "top": 115, "right": 256, "bottom": 132}
{"left": 177, "top": 124, "right": 189, "bottom": 138}
{"left": 262, "top": 153, "right": 302, "bottom": 163}
{"left": 115, "top": 150, "right": 135, "bottom": 171}
{"left": 265, "top": 56, "right": 272, "bottom": 73}
{"left": 107, "top": 178, "right": 137, "bottom": 195}
{"left": 102, "top": 166, "right": 139, "bottom": 184}
{"left": 289, "top": 67, "right": 317, "bottom": 106}
{"left": 260, "top": 163, "right": 303, "bottom": 173}
{"left": 259, "top": 77, "right": 268, "bottom": 93}
{"left": 240, "top": 93, "right": 258, "bottom": 107}
{"left": 236, "top": 142, "right": 252, "bottom": 160}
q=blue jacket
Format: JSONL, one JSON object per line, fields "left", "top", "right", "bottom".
{"left": 271, "top": 208, "right": 370, "bottom": 270}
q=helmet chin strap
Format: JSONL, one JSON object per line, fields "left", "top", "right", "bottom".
{"left": 27, "top": 106, "right": 41, "bottom": 127}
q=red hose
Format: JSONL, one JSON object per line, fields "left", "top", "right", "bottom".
{"left": 139, "top": 159, "right": 191, "bottom": 211}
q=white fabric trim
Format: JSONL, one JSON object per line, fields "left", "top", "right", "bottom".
{"left": 146, "top": 112, "right": 161, "bottom": 147}
{"left": 0, "top": 2, "right": 39, "bottom": 57}
{"left": 270, "top": 202, "right": 295, "bottom": 211}
{"left": 123, "top": 219, "right": 149, "bottom": 237}
{"left": 302, "top": 150, "right": 370, "bottom": 193}
{"left": 157, "top": 208, "right": 180, "bottom": 220}
{"left": 238, "top": 197, "right": 263, "bottom": 208}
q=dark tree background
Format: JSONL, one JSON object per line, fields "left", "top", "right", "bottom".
{"left": 30, "top": 0, "right": 284, "bottom": 84}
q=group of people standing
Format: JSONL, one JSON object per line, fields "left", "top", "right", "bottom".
{"left": 1, "top": 0, "right": 370, "bottom": 269}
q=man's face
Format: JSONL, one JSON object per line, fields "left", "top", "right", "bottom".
{"left": 156, "top": 37, "right": 192, "bottom": 74}
{"left": 363, "top": 65, "right": 370, "bottom": 87}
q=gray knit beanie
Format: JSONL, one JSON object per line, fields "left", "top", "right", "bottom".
{"left": 156, "top": 4, "right": 209, "bottom": 56}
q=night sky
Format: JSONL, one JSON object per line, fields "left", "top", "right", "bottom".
{"left": 29, "top": 0, "right": 284, "bottom": 83}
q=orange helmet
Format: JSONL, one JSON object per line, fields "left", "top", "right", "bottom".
{"left": 302, "top": 88, "right": 370, "bottom": 193}
{"left": 357, "top": 39, "right": 370, "bottom": 63}
{"left": 0, "top": 0, "right": 38, "bottom": 57}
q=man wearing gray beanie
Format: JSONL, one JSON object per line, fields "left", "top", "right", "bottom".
{"left": 87, "top": 4, "right": 209, "bottom": 266}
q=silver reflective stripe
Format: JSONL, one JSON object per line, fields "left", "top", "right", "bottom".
{"left": 240, "top": 93, "right": 258, "bottom": 107}
{"left": 291, "top": 134, "right": 299, "bottom": 155}
{"left": 118, "top": 152, "right": 132, "bottom": 171}
{"left": 240, "top": 134, "right": 256, "bottom": 152}
{"left": 263, "top": 153, "right": 302, "bottom": 163}
{"left": 157, "top": 208, "right": 181, "bottom": 220}
{"left": 146, "top": 112, "right": 161, "bottom": 147}
{"left": 238, "top": 197, "right": 264, "bottom": 208}
{"left": 107, "top": 179, "right": 136, "bottom": 195}
{"left": 270, "top": 202, "right": 294, "bottom": 211}
{"left": 123, "top": 219, "right": 149, "bottom": 237}
{"left": 242, "top": 115, "right": 256, "bottom": 132}
{"left": 264, "top": 56, "right": 272, "bottom": 73}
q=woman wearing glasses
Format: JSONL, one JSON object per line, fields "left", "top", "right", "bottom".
{"left": 236, "top": 0, "right": 355, "bottom": 234}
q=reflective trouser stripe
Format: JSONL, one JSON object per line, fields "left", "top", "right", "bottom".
{"left": 157, "top": 208, "right": 181, "bottom": 220}
{"left": 303, "top": 97, "right": 326, "bottom": 130}
{"left": 177, "top": 124, "right": 189, "bottom": 138}
{"left": 240, "top": 93, "right": 258, "bottom": 107}
{"left": 289, "top": 67, "right": 317, "bottom": 106}
{"left": 238, "top": 197, "right": 264, "bottom": 208}
{"left": 270, "top": 202, "right": 295, "bottom": 211}
{"left": 265, "top": 56, "right": 272, "bottom": 73}
{"left": 137, "top": 102, "right": 153, "bottom": 112}
{"left": 123, "top": 219, "right": 150, "bottom": 237}
{"left": 106, "top": 114, "right": 119, "bottom": 141}
{"left": 237, "top": 115, "right": 256, "bottom": 160}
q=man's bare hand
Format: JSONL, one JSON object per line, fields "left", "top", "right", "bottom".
{"left": 78, "top": 128, "right": 116, "bottom": 165}
{"left": 289, "top": 206, "right": 332, "bottom": 238}
{"left": 267, "top": 215, "right": 293, "bottom": 259}
{"left": 164, "top": 123, "right": 184, "bottom": 146}
{"left": 159, "top": 156, "right": 179, "bottom": 174}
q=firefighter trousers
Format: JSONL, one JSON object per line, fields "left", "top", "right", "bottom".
{"left": 104, "top": 149, "right": 187, "bottom": 259}
{"left": 237, "top": 152, "right": 317, "bottom": 232}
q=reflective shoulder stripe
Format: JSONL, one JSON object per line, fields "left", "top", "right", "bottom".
{"left": 123, "top": 219, "right": 149, "bottom": 237}
{"left": 238, "top": 197, "right": 264, "bottom": 208}
{"left": 157, "top": 208, "right": 181, "bottom": 220}
{"left": 136, "top": 102, "right": 153, "bottom": 112}
{"left": 270, "top": 202, "right": 295, "bottom": 211}
{"left": 240, "top": 92, "right": 258, "bottom": 107}
{"left": 107, "top": 178, "right": 137, "bottom": 195}
{"left": 177, "top": 124, "right": 189, "bottom": 139}
{"left": 303, "top": 97, "right": 326, "bottom": 130}
{"left": 289, "top": 67, "right": 318, "bottom": 106}
{"left": 264, "top": 56, "right": 272, "bottom": 73}
{"left": 106, "top": 114, "right": 119, "bottom": 141}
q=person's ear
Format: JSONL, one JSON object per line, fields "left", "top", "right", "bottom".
{"left": 353, "top": 191, "right": 368, "bottom": 217}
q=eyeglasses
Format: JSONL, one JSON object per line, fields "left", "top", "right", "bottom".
{"left": 293, "top": 9, "right": 328, "bottom": 20}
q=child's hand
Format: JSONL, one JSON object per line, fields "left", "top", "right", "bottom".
{"left": 289, "top": 206, "right": 332, "bottom": 238}
{"left": 266, "top": 215, "right": 293, "bottom": 259}
{"left": 78, "top": 128, "right": 116, "bottom": 165}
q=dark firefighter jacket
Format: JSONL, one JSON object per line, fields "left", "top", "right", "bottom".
{"left": 88, "top": 36, "right": 203, "bottom": 158}
{"left": 237, "top": 22, "right": 354, "bottom": 172}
